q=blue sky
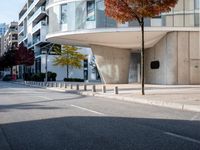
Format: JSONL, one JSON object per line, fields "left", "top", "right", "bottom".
{"left": 0, "top": 0, "right": 26, "bottom": 24}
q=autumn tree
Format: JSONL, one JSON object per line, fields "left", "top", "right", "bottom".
{"left": 15, "top": 43, "right": 35, "bottom": 66}
{"left": 53, "top": 45, "right": 86, "bottom": 78}
{"left": 105, "top": 0, "right": 178, "bottom": 95}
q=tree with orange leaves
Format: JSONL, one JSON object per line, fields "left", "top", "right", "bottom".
{"left": 105, "top": 0, "right": 178, "bottom": 95}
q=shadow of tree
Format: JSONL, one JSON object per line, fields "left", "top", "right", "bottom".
{"left": 0, "top": 95, "right": 86, "bottom": 112}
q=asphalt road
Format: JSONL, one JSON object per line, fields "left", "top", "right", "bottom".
{"left": 0, "top": 81, "right": 200, "bottom": 150}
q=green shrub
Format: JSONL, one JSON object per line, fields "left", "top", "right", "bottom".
{"left": 47, "top": 71, "right": 57, "bottom": 81}
{"left": 30, "top": 73, "right": 45, "bottom": 81}
{"left": 64, "top": 78, "right": 84, "bottom": 82}
{"left": 24, "top": 73, "right": 33, "bottom": 81}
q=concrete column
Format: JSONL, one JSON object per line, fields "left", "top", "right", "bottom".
{"left": 91, "top": 45, "right": 131, "bottom": 84}
{"left": 166, "top": 32, "right": 178, "bottom": 84}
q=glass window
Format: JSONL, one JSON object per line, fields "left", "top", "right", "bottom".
{"left": 87, "top": 1, "right": 95, "bottom": 21}
{"left": 174, "top": 15, "right": 184, "bottom": 26}
{"left": 165, "top": 15, "right": 174, "bottom": 26}
{"left": 185, "top": 0, "right": 194, "bottom": 11}
{"left": 185, "top": 14, "right": 194, "bottom": 26}
{"left": 174, "top": 0, "right": 184, "bottom": 12}
{"left": 61, "top": 4, "right": 67, "bottom": 24}
{"left": 195, "top": 0, "right": 200, "bottom": 9}
{"left": 194, "top": 13, "right": 200, "bottom": 26}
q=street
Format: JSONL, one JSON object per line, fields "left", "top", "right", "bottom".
{"left": 0, "top": 81, "right": 200, "bottom": 150}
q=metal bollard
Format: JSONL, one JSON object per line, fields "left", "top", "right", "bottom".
{"left": 92, "top": 85, "right": 96, "bottom": 92}
{"left": 59, "top": 83, "right": 62, "bottom": 88}
{"left": 65, "top": 83, "right": 67, "bottom": 88}
{"left": 76, "top": 84, "right": 79, "bottom": 90}
{"left": 61, "top": 83, "right": 64, "bottom": 88}
{"left": 102, "top": 85, "right": 106, "bottom": 93}
{"left": 84, "top": 84, "right": 87, "bottom": 91}
{"left": 70, "top": 84, "right": 73, "bottom": 89}
{"left": 114, "top": 86, "right": 118, "bottom": 94}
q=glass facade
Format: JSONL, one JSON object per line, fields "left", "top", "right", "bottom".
{"left": 48, "top": 0, "right": 199, "bottom": 35}
{"left": 61, "top": 4, "right": 68, "bottom": 24}
{"left": 87, "top": 1, "right": 95, "bottom": 21}
{"left": 162, "top": 0, "right": 200, "bottom": 27}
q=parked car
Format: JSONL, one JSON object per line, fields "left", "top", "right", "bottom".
{"left": 2, "top": 74, "right": 12, "bottom": 81}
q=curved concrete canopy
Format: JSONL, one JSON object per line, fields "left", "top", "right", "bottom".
{"left": 46, "top": 27, "right": 199, "bottom": 50}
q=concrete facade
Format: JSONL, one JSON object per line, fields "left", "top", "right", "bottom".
{"left": 45, "top": 0, "right": 199, "bottom": 85}
{"left": 145, "top": 31, "right": 200, "bottom": 84}
{"left": 18, "top": 0, "right": 99, "bottom": 81}
{"left": 91, "top": 45, "right": 131, "bottom": 84}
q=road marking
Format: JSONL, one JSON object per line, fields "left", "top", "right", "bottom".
{"left": 70, "top": 104, "right": 106, "bottom": 116}
{"left": 164, "top": 132, "right": 200, "bottom": 144}
{"left": 190, "top": 114, "right": 200, "bottom": 121}
{"left": 37, "top": 96, "right": 53, "bottom": 100}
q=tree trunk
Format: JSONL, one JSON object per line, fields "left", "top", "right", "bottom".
{"left": 10, "top": 67, "right": 13, "bottom": 76}
{"left": 140, "top": 17, "right": 145, "bottom": 95}
{"left": 67, "top": 64, "right": 69, "bottom": 79}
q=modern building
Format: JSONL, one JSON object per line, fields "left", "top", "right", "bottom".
{"left": 18, "top": 0, "right": 99, "bottom": 81}
{"left": 0, "top": 22, "right": 19, "bottom": 78}
{"left": 0, "top": 23, "right": 8, "bottom": 56}
{"left": 46, "top": 0, "right": 200, "bottom": 84}
{"left": 0, "top": 23, "right": 8, "bottom": 36}
{"left": 0, "top": 36, "right": 3, "bottom": 56}
{"left": 3, "top": 22, "right": 18, "bottom": 53}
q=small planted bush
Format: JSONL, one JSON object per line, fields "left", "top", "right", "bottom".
{"left": 64, "top": 78, "right": 84, "bottom": 82}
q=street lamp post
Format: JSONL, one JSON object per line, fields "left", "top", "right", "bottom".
{"left": 41, "top": 43, "right": 54, "bottom": 86}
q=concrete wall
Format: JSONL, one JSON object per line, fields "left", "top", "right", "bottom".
{"left": 129, "top": 53, "right": 140, "bottom": 83}
{"left": 91, "top": 45, "right": 131, "bottom": 84}
{"left": 144, "top": 31, "right": 200, "bottom": 84}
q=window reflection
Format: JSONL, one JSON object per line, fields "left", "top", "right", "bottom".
{"left": 87, "top": 1, "right": 95, "bottom": 21}
{"left": 61, "top": 4, "right": 67, "bottom": 24}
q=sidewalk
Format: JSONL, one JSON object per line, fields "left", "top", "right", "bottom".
{"left": 15, "top": 81, "right": 200, "bottom": 112}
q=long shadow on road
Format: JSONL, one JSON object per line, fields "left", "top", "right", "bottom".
{"left": 0, "top": 116, "right": 200, "bottom": 150}
{"left": 0, "top": 95, "right": 86, "bottom": 112}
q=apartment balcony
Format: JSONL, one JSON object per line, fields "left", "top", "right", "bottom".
{"left": 9, "top": 29, "right": 18, "bottom": 34}
{"left": 18, "top": 35, "right": 27, "bottom": 44}
{"left": 33, "top": 34, "right": 47, "bottom": 46}
{"left": 18, "top": 26, "right": 24, "bottom": 34}
{"left": 32, "top": 20, "right": 47, "bottom": 34}
{"left": 28, "top": 6, "right": 47, "bottom": 24}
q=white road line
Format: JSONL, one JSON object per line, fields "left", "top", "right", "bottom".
{"left": 70, "top": 104, "right": 106, "bottom": 116}
{"left": 190, "top": 114, "right": 200, "bottom": 121}
{"left": 37, "top": 96, "right": 53, "bottom": 100}
{"left": 164, "top": 132, "right": 200, "bottom": 144}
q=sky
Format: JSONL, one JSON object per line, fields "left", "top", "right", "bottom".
{"left": 0, "top": 0, "right": 26, "bottom": 24}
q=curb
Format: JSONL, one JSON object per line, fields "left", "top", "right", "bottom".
{"left": 45, "top": 87, "right": 200, "bottom": 113}
{"left": 13, "top": 82, "right": 200, "bottom": 113}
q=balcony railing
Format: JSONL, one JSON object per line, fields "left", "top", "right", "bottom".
{"left": 18, "top": 26, "right": 24, "bottom": 33}
{"left": 33, "top": 36, "right": 40, "bottom": 45}
{"left": 28, "top": 6, "right": 46, "bottom": 23}
{"left": 32, "top": 20, "right": 47, "bottom": 33}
